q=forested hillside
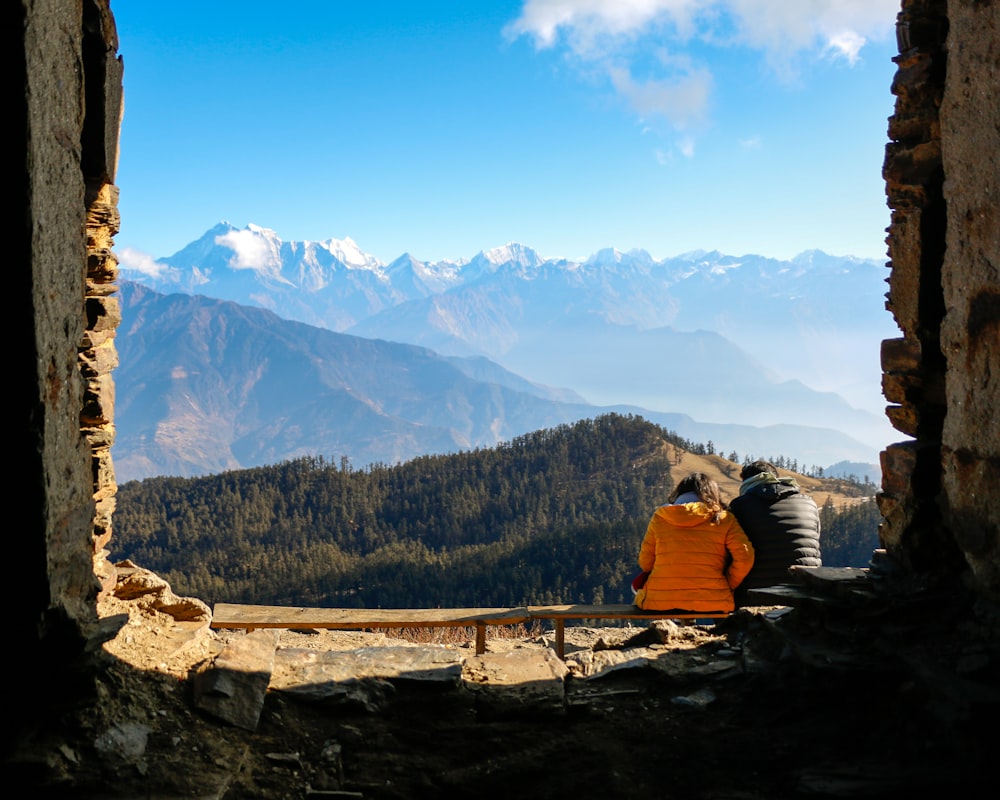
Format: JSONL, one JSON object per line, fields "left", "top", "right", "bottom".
{"left": 111, "top": 414, "right": 881, "bottom": 608}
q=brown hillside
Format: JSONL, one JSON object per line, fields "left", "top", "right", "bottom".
{"left": 666, "top": 446, "right": 870, "bottom": 510}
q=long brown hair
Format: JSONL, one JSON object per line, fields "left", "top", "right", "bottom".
{"left": 669, "top": 472, "right": 726, "bottom": 524}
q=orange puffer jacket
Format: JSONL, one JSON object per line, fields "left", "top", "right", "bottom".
{"left": 634, "top": 501, "right": 755, "bottom": 613}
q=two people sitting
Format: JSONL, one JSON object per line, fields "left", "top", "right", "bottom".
{"left": 632, "top": 461, "right": 822, "bottom": 613}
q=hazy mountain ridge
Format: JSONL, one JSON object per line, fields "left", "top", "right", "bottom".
{"left": 113, "top": 282, "right": 880, "bottom": 483}
{"left": 116, "top": 223, "right": 900, "bottom": 478}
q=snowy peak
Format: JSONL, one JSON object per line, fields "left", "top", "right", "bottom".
{"left": 584, "top": 247, "right": 630, "bottom": 267}
{"left": 793, "top": 249, "right": 866, "bottom": 268}
{"left": 214, "top": 224, "right": 286, "bottom": 280}
{"left": 129, "top": 224, "right": 887, "bottom": 297}
{"left": 316, "top": 235, "right": 385, "bottom": 271}
{"left": 583, "top": 247, "right": 659, "bottom": 272}
{"left": 386, "top": 252, "right": 461, "bottom": 296}
{"left": 458, "top": 242, "right": 546, "bottom": 281}
{"left": 481, "top": 242, "right": 542, "bottom": 267}
{"left": 117, "top": 223, "right": 891, "bottom": 360}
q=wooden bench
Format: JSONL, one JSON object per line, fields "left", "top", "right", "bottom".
{"left": 210, "top": 604, "right": 532, "bottom": 657}
{"left": 211, "top": 602, "right": 730, "bottom": 658}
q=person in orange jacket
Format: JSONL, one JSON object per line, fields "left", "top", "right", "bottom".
{"left": 632, "top": 472, "right": 754, "bottom": 613}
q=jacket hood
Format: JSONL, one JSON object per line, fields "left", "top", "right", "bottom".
{"left": 655, "top": 501, "right": 721, "bottom": 527}
{"left": 740, "top": 472, "right": 800, "bottom": 501}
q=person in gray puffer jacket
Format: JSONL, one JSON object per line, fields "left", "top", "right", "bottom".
{"left": 729, "top": 459, "right": 821, "bottom": 604}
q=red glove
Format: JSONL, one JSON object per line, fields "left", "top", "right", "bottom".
{"left": 631, "top": 570, "right": 651, "bottom": 592}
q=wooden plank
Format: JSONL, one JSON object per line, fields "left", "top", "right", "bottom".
{"left": 211, "top": 603, "right": 531, "bottom": 630}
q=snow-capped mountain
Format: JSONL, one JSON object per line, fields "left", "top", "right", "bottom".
{"left": 117, "top": 222, "right": 900, "bottom": 455}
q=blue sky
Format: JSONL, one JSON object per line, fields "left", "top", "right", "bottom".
{"left": 111, "top": 0, "right": 902, "bottom": 267}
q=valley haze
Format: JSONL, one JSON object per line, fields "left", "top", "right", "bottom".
{"left": 115, "top": 223, "right": 900, "bottom": 482}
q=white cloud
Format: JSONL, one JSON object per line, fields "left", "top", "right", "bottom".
{"left": 608, "top": 56, "right": 712, "bottom": 131}
{"left": 116, "top": 246, "right": 174, "bottom": 279}
{"left": 727, "top": 0, "right": 896, "bottom": 53}
{"left": 216, "top": 229, "right": 281, "bottom": 273}
{"left": 509, "top": 0, "right": 896, "bottom": 59}
{"left": 652, "top": 138, "right": 695, "bottom": 165}
{"left": 723, "top": 0, "right": 896, "bottom": 75}
{"left": 824, "top": 30, "right": 867, "bottom": 65}
{"left": 505, "top": 0, "right": 702, "bottom": 54}
{"left": 507, "top": 0, "right": 897, "bottom": 130}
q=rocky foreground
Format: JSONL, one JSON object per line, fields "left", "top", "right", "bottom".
{"left": 8, "top": 561, "right": 997, "bottom": 799}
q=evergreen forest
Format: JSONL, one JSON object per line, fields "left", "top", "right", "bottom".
{"left": 111, "top": 414, "right": 882, "bottom": 609}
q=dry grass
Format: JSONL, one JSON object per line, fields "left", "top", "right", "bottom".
{"left": 373, "top": 621, "right": 547, "bottom": 646}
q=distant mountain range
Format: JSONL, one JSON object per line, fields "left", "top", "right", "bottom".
{"left": 113, "top": 281, "right": 883, "bottom": 484}
{"left": 113, "top": 223, "right": 902, "bottom": 481}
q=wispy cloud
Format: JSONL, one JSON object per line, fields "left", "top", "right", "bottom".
{"left": 607, "top": 55, "right": 712, "bottom": 132}
{"left": 216, "top": 229, "right": 281, "bottom": 274}
{"left": 505, "top": 0, "right": 701, "bottom": 53}
{"left": 728, "top": 0, "right": 895, "bottom": 66}
{"left": 506, "top": 0, "right": 897, "bottom": 138}
{"left": 116, "top": 246, "right": 174, "bottom": 279}
{"left": 823, "top": 30, "right": 867, "bottom": 65}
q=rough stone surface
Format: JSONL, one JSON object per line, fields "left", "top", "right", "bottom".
{"left": 270, "top": 645, "right": 465, "bottom": 712}
{"left": 463, "top": 647, "right": 569, "bottom": 717}
{"left": 193, "top": 629, "right": 279, "bottom": 730}
{"left": 7, "top": 562, "right": 988, "bottom": 798}
{"left": 938, "top": 1, "right": 1000, "bottom": 600}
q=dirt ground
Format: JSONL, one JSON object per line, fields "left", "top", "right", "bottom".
{"left": 15, "top": 575, "right": 992, "bottom": 800}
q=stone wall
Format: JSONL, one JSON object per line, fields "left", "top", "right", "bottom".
{"left": 7, "top": 0, "right": 122, "bottom": 755}
{"left": 938, "top": 1, "right": 1000, "bottom": 602}
{"left": 880, "top": 0, "right": 954, "bottom": 571}
{"left": 880, "top": 0, "right": 1000, "bottom": 604}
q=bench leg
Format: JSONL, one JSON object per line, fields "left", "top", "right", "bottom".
{"left": 554, "top": 620, "right": 565, "bottom": 659}
{"left": 475, "top": 621, "right": 486, "bottom": 655}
